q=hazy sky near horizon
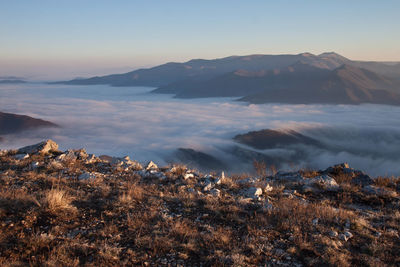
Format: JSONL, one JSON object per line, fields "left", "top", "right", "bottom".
{"left": 1, "top": 0, "right": 399, "bottom": 79}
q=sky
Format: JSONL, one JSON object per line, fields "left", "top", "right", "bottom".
{"left": 1, "top": 0, "right": 400, "bottom": 79}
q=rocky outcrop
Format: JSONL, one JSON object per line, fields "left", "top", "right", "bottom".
{"left": 17, "top": 140, "right": 59, "bottom": 155}
{"left": 5, "top": 140, "right": 399, "bottom": 202}
{"left": 323, "top": 163, "right": 374, "bottom": 186}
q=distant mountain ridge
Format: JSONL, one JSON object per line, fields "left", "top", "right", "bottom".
{"left": 0, "top": 79, "right": 26, "bottom": 84}
{"left": 57, "top": 52, "right": 400, "bottom": 105}
{"left": 58, "top": 52, "right": 400, "bottom": 86}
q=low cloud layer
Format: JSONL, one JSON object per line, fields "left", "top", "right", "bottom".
{"left": 1, "top": 83, "right": 400, "bottom": 176}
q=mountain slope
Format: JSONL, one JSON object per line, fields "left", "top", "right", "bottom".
{"left": 57, "top": 52, "right": 349, "bottom": 87}
{"left": 239, "top": 64, "right": 400, "bottom": 105}
{"left": 154, "top": 61, "right": 333, "bottom": 98}
{"left": 233, "top": 129, "right": 323, "bottom": 150}
{"left": 0, "top": 112, "right": 58, "bottom": 136}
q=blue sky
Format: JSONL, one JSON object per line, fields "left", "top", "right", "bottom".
{"left": 1, "top": 0, "right": 399, "bottom": 79}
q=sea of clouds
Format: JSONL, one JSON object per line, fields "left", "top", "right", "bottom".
{"left": 1, "top": 83, "right": 400, "bottom": 176}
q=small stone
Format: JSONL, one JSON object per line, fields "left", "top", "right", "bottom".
{"left": 209, "top": 188, "right": 221, "bottom": 197}
{"left": 31, "top": 162, "right": 40, "bottom": 169}
{"left": 145, "top": 161, "right": 158, "bottom": 171}
{"left": 243, "top": 187, "right": 263, "bottom": 199}
{"left": 183, "top": 173, "right": 194, "bottom": 179}
{"left": 329, "top": 231, "right": 338, "bottom": 237}
{"left": 264, "top": 184, "right": 273, "bottom": 192}
{"left": 85, "top": 154, "right": 97, "bottom": 164}
{"left": 215, "top": 178, "right": 222, "bottom": 185}
{"left": 203, "top": 181, "right": 213, "bottom": 191}
{"left": 339, "top": 234, "right": 348, "bottom": 241}
{"left": 14, "top": 154, "right": 29, "bottom": 160}
{"left": 344, "top": 231, "right": 353, "bottom": 239}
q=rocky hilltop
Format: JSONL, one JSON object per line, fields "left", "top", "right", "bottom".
{"left": 0, "top": 140, "right": 399, "bottom": 266}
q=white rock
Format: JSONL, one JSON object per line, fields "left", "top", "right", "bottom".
{"left": 329, "top": 231, "right": 338, "bottom": 237}
{"left": 183, "top": 173, "right": 194, "bottom": 179}
{"left": 145, "top": 161, "right": 158, "bottom": 171}
{"left": 17, "top": 140, "right": 59, "bottom": 155}
{"left": 344, "top": 231, "right": 353, "bottom": 239}
{"left": 56, "top": 150, "right": 77, "bottom": 162}
{"left": 243, "top": 187, "right": 263, "bottom": 199}
{"left": 111, "top": 156, "right": 142, "bottom": 170}
{"left": 14, "top": 154, "right": 29, "bottom": 160}
{"left": 305, "top": 175, "right": 339, "bottom": 191}
{"left": 85, "top": 154, "right": 97, "bottom": 164}
{"left": 203, "top": 181, "right": 213, "bottom": 191}
{"left": 339, "top": 234, "right": 349, "bottom": 241}
{"left": 31, "top": 162, "right": 40, "bottom": 169}
{"left": 72, "top": 149, "right": 88, "bottom": 160}
{"left": 203, "top": 174, "right": 213, "bottom": 179}
{"left": 137, "top": 170, "right": 166, "bottom": 180}
{"left": 264, "top": 184, "right": 273, "bottom": 192}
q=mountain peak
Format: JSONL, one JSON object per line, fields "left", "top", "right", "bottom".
{"left": 318, "top": 52, "right": 349, "bottom": 61}
{"left": 299, "top": 52, "right": 316, "bottom": 57}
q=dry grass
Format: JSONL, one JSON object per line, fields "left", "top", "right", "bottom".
{"left": 0, "top": 151, "right": 399, "bottom": 266}
{"left": 43, "top": 188, "right": 77, "bottom": 215}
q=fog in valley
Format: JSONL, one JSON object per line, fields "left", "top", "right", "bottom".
{"left": 1, "top": 83, "right": 400, "bottom": 176}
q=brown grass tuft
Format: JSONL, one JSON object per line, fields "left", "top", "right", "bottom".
{"left": 44, "top": 188, "right": 76, "bottom": 214}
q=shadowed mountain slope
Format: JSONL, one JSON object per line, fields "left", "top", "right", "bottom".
{"left": 0, "top": 112, "right": 58, "bottom": 136}
{"left": 239, "top": 64, "right": 400, "bottom": 105}
{"left": 233, "top": 128, "right": 323, "bottom": 150}
{"left": 154, "top": 62, "right": 400, "bottom": 105}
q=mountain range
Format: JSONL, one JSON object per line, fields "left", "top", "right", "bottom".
{"left": 58, "top": 52, "right": 400, "bottom": 105}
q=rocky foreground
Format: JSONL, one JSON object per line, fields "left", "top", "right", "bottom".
{"left": 0, "top": 140, "right": 399, "bottom": 266}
